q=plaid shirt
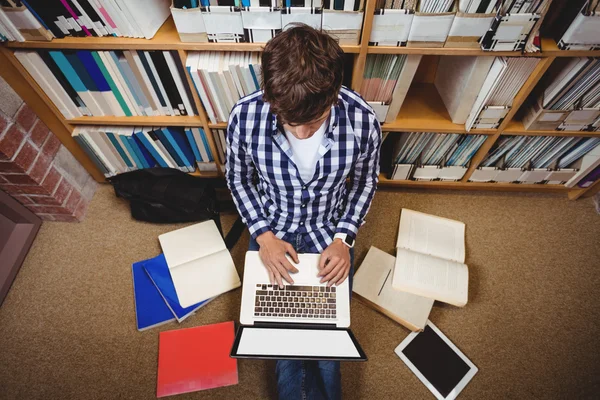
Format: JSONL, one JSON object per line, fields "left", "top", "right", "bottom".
{"left": 225, "top": 86, "right": 381, "bottom": 253}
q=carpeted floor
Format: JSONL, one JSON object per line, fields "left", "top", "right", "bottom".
{"left": 0, "top": 185, "right": 599, "bottom": 400}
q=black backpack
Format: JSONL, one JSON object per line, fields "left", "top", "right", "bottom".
{"left": 108, "top": 168, "right": 245, "bottom": 250}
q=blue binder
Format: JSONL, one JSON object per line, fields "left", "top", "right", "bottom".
{"left": 132, "top": 257, "right": 176, "bottom": 331}
{"left": 143, "top": 254, "right": 213, "bottom": 322}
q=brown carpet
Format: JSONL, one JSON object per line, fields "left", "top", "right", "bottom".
{"left": 1, "top": 185, "right": 599, "bottom": 400}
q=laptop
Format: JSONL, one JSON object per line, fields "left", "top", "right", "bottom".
{"left": 230, "top": 251, "right": 366, "bottom": 361}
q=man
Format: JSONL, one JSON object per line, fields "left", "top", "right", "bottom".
{"left": 225, "top": 24, "right": 381, "bottom": 400}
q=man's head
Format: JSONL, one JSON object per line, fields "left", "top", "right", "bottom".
{"left": 261, "top": 24, "right": 345, "bottom": 139}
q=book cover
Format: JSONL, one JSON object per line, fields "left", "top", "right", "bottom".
{"left": 157, "top": 321, "right": 238, "bottom": 397}
{"left": 132, "top": 257, "right": 176, "bottom": 331}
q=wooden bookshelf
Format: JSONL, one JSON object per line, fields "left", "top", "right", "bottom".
{"left": 1, "top": 0, "right": 599, "bottom": 200}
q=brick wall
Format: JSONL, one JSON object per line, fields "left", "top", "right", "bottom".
{"left": 0, "top": 77, "right": 97, "bottom": 222}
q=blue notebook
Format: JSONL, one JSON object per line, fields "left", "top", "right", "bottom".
{"left": 143, "top": 254, "right": 213, "bottom": 323}
{"left": 132, "top": 257, "right": 176, "bottom": 331}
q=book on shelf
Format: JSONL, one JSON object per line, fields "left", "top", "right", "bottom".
{"left": 543, "top": 0, "right": 600, "bottom": 51}
{"left": 392, "top": 209, "right": 469, "bottom": 307}
{"left": 0, "top": 0, "right": 170, "bottom": 40}
{"left": 15, "top": 49, "right": 197, "bottom": 119}
{"left": 565, "top": 142, "right": 600, "bottom": 187}
{"left": 186, "top": 51, "right": 262, "bottom": 124}
{"left": 361, "top": 54, "right": 421, "bottom": 123}
{"left": 72, "top": 125, "right": 217, "bottom": 177}
{"left": 382, "top": 132, "right": 487, "bottom": 181}
{"left": 353, "top": 246, "right": 434, "bottom": 331}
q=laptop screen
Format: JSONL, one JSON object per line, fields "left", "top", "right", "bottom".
{"left": 233, "top": 327, "right": 363, "bottom": 359}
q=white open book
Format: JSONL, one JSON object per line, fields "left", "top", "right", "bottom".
{"left": 158, "top": 220, "right": 241, "bottom": 308}
{"left": 392, "top": 209, "right": 469, "bottom": 307}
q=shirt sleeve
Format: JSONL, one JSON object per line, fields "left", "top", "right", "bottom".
{"left": 225, "top": 106, "right": 271, "bottom": 239}
{"left": 335, "top": 113, "right": 382, "bottom": 240}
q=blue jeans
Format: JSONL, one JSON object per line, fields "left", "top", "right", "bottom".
{"left": 248, "top": 232, "right": 354, "bottom": 400}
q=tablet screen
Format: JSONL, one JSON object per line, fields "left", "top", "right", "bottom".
{"left": 400, "top": 325, "right": 472, "bottom": 398}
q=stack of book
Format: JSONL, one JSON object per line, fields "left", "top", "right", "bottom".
{"left": 72, "top": 126, "right": 216, "bottom": 177}
{"left": 15, "top": 50, "right": 196, "bottom": 119}
{"left": 353, "top": 209, "right": 469, "bottom": 332}
{"left": 361, "top": 54, "right": 421, "bottom": 123}
{"left": 132, "top": 221, "right": 241, "bottom": 331}
{"left": 523, "top": 57, "right": 600, "bottom": 131}
{"left": 543, "top": 0, "right": 600, "bottom": 51}
{"left": 383, "top": 132, "right": 487, "bottom": 181}
{"left": 186, "top": 51, "right": 262, "bottom": 124}
{"left": 470, "top": 135, "right": 600, "bottom": 184}
{"left": 0, "top": 0, "right": 170, "bottom": 41}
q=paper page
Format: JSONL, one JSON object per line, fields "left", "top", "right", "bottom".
{"left": 397, "top": 209, "right": 465, "bottom": 263}
{"left": 159, "top": 220, "right": 226, "bottom": 268}
{"left": 353, "top": 247, "right": 433, "bottom": 331}
{"left": 392, "top": 248, "right": 468, "bottom": 307}
{"left": 170, "top": 249, "right": 241, "bottom": 308}
{"left": 237, "top": 328, "right": 360, "bottom": 358}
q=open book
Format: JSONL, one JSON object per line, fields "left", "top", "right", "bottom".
{"left": 392, "top": 209, "right": 469, "bottom": 307}
{"left": 158, "top": 220, "right": 241, "bottom": 308}
{"left": 353, "top": 247, "right": 434, "bottom": 332}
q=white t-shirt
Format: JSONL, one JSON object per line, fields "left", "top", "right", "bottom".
{"left": 284, "top": 120, "right": 327, "bottom": 182}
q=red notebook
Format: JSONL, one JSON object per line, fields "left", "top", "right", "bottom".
{"left": 157, "top": 321, "right": 238, "bottom": 397}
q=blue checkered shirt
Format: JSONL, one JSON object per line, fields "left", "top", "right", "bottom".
{"left": 225, "top": 86, "right": 381, "bottom": 253}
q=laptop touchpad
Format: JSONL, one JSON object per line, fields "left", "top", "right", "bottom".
{"left": 236, "top": 327, "right": 360, "bottom": 358}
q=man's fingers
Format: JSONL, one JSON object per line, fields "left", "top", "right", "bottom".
{"left": 328, "top": 269, "right": 345, "bottom": 287}
{"left": 272, "top": 267, "right": 284, "bottom": 287}
{"left": 275, "top": 262, "right": 294, "bottom": 285}
{"left": 267, "top": 267, "right": 276, "bottom": 286}
{"left": 318, "top": 252, "right": 329, "bottom": 271}
{"left": 320, "top": 260, "right": 344, "bottom": 283}
{"left": 285, "top": 243, "right": 300, "bottom": 264}
{"left": 318, "top": 256, "right": 340, "bottom": 277}
{"left": 281, "top": 256, "right": 299, "bottom": 274}
{"left": 337, "top": 269, "right": 350, "bottom": 286}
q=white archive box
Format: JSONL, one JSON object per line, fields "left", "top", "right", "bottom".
{"left": 438, "top": 165, "right": 468, "bottom": 181}
{"left": 242, "top": 7, "right": 283, "bottom": 43}
{"left": 367, "top": 101, "right": 389, "bottom": 123}
{"left": 322, "top": 10, "right": 364, "bottom": 45}
{"left": 480, "top": 12, "right": 540, "bottom": 51}
{"left": 391, "top": 163, "right": 414, "bottom": 180}
{"left": 469, "top": 166, "right": 500, "bottom": 182}
{"left": 445, "top": 12, "right": 494, "bottom": 48}
{"left": 557, "top": 6, "right": 600, "bottom": 51}
{"left": 564, "top": 109, "right": 600, "bottom": 125}
{"left": 545, "top": 169, "right": 578, "bottom": 185}
{"left": 495, "top": 167, "right": 524, "bottom": 183}
{"left": 522, "top": 96, "right": 571, "bottom": 131}
{"left": 517, "top": 168, "right": 552, "bottom": 184}
{"left": 471, "top": 105, "right": 510, "bottom": 129}
{"left": 202, "top": 6, "right": 246, "bottom": 43}
{"left": 281, "top": 7, "right": 322, "bottom": 31}
{"left": 369, "top": 9, "right": 414, "bottom": 47}
{"left": 171, "top": 3, "right": 208, "bottom": 42}
{"left": 413, "top": 165, "right": 441, "bottom": 180}
{"left": 407, "top": 3, "right": 456, "bottom": 48}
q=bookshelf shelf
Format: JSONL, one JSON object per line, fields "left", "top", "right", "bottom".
{"left": 378, "top": 175, "right": 569, "bottom": 193}
{"left": 67, "top": 116, "right": 204, "bottom": 127}
{"left": 503, "top": 121, "right": 600, "bottom": 137}
{"left": 383, "top": 84, "right": 497, "bottom": 134}
{"left": 0, "top": 0, "right": 598, "bottom": 200}
{"left": 3, "top": 17, "right": 361, "bottom": 53}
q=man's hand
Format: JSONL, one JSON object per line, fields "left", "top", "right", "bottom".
{"left": 318, "top": 239, "right": 351, "bottom": 287}
{"left": 256, "top": 231, "right": 299, "bottom": 287}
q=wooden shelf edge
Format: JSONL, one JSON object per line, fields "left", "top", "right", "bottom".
{"left": 378, "top": 176, "right": 569, "bottom": 193}
{"left": 504, "top": 121, "right": 600, "bottom": 137}
{"left": 67, "top": 116, "right": 204, "bottom": 126}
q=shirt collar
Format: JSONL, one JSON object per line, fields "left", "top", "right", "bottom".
{"left": 271, "top": 101, "right": 340, "bottom": 140}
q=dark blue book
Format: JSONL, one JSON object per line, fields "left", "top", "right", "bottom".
{"left": 133, "top": 132, "right": 158, "bottom": 167}
{"left": 132, "top": 257, "right": 176, "bottom": 331}
{"left": 169, "top": 127, "right": 196, "bottom": 169}
{"left": 155, "top": 128, "right": 187, "bottom": 170}
{"left": 143, "top": 254, "right": 213, "bottom": 322}
{"left": 76, "top": 50, "right": 111, "bottom": 91}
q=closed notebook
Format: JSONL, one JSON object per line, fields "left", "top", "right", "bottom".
{"left": 157, "top": 321, "right": 238, "bottom": 397}
{"left": 132, "top": 257, "right": 176, "bottom": 331}
{"left": 143, "top": 253, "right": 214, "bottom": 323}
{"left": 159, "top": 220, "right": 240, "bottom": 308}
{"left": 353, "top": 246, "right": 434, "bottom": 332}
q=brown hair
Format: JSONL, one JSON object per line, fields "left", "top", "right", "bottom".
{"left": 261, "top": 24, "right": 345, "bottom": 125}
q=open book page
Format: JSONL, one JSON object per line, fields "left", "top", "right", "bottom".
{"left": 392, "top": 248, "right": 468, "bottom": 307}
{"left": 159, "top": 220, "right": 226, "bottom": 268}
{"left": 397, "top": 209, "right": 466, "bottom": 263}
{"left": 353, "top": 247, "right": 434, "bottom": 331}
{"left": 170, "top": 249, "right": 241, "bottom": 308}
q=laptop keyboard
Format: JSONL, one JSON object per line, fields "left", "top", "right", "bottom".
{"left": 254, "top": 284, "right": 337, "bottom": 319}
